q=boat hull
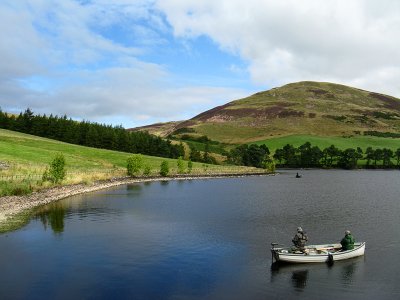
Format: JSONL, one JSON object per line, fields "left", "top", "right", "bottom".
{"left": 271, "top": 242, "right": 365, "bottom": 264}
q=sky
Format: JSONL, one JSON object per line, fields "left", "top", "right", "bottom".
{"left": 1, "top": 0, "right": 400, "bottom": 128}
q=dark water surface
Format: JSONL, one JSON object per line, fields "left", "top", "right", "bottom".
{"left": 1, "top": 170, "right": 400, "bottom": 299}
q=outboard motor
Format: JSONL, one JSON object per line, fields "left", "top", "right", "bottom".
{"left": 271, "top": 243, "right": 280, "bottom": 262}
{"left": 327, "top": 252, "right": 334, "bottom": 265}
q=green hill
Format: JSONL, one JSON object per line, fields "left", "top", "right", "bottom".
{"left": 0, "top": 129, "right": 264, "bottom": 196}
{"left": 138, "top": 81, "right": 400, "bottom": 145}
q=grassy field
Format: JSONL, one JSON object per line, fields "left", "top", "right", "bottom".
{"left": 0, "top": 129, "right": 266, "bottom": 196}
{"left": 252, "top": 134, "right": 400, "bottom": 153}
{"left": 178, "top": 139, "right": 227, "bottom": 155}
{"left": 174, "top": 133, "right": 400, "bottom": 164}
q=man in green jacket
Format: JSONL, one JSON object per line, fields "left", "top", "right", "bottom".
{"left": 340, "top": 230, "right": 355, "bottom": 251}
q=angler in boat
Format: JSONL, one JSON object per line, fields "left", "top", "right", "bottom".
{"left": 292, "top": 227, "right": 308, "bottom": 252}
{"left": 340, "top": 230, "right": 355, "bottom": 251}
{"left": 271, "top": 229, "right": 365, "bottom": 264}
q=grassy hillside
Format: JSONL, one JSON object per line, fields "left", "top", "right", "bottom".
{"left": 128, "top": 121, "right": 181, "bottom": 137}
{"left": 0, "top": 129, "right": 265, "bottom": 196}
{"left": 191, "top": 81, "right": 400, "bottom": 143}
{"left": 252, "top": 134, "right": 400, "bottom": 153}
{"left": 136, "top": 81, "right": 400, "bottom": 144}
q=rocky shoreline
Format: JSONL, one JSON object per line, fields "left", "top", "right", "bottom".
{"left": 0, "top": 173, "right": 270, "bottom": 230}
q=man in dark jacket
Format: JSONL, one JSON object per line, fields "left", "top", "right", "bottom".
{"left": 292, "top": 227, "right": 308, "bottom": 252}
{"left": 341, "top": 230, "right": 355, "bottom": 251}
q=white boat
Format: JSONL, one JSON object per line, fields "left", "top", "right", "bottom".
{"left": 271, "top": 242, "right": 366, "bottom": 264}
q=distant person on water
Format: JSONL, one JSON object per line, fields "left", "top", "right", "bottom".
{"left": 340, "top": 230, "right": 355, "bottom": 251}
{"left": 292, "top": 227, "right": 308, "bottom": 252}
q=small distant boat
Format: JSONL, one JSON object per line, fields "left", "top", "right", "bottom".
{"left": 271, "top": 242, "right": 366, "bottom": 264}
{"left": 295, "top": 173, "right": 302, "bottom": 178}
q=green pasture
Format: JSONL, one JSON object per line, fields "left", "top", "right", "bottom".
{"left": 252, "top": 134, "right": 400, "bottom": 153}
{"left": 0, "top": 129, "right": 262, "bottom": 177}
{"left": 0, "top": 128, "right": 170, "bottom": 172}
{"left": 180, "top": 139, "right": 227, "bottom": 155}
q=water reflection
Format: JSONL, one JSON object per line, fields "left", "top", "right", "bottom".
{"left": 126, "top": 184, "right": 142, "bottom": 192}
{"left": 35, "top": 202, "right": 66, "bottom": 234}
{"left": 271, "top": 263, "right": 309, "bottom": 291}
{"left": 340, "top": 261, "right": 357, "bottom": 283}
{"left": 291, "top": 270, "right": 309, "bottom": 290}
{"left": 270, "top": 258, "right": 362, "bottom": 292}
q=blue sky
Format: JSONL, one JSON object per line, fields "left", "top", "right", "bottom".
{"left": 1, "top": 0, "right": 400, "bottom": 128}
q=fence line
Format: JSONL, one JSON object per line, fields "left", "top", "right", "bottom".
{"left": 0, "top": 166, "right": 267, "bottom": 182}
{"left": 0, "top": 169, "right": 125, "bottom": 182}
{"left": 0, "top": 174, "right": 43, "bottom": 181}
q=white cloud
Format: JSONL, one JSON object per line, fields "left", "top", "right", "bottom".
{"left": 2, "top": 0, "right": 400, "bottom": 128}
{"left": 156, "top": 0, "right": 400, "bottom": 96}
{"left": 0, "top": 5, "right": 46, "bottom": 79}
{"left": 0, "top": 0, "right": 247, "bottom": 126}
{"left": 1, "top": 59, "right": 247, "bottom": 127}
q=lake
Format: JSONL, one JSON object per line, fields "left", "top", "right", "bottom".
{"left": 1, "top": 170, "right": 400, "bottom": 299}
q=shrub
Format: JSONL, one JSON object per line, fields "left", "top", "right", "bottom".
{"left": 127, "top": 154, "right": 143, "bottom": 177}
{"left": 364, "top": 131, "right": 400, "bottom": 138}
{"left": 160, "top": 161, "right": 169, "bottom": 177}
{"left": 43, "top": 153, "right": 66, "bottom": 184}
{"left": 263, "top": 160, "right": 276, "bottom": 172}
{"left": 177, "top": 156, "right": 185, "bottom": 174}
{"left": 325, "top": 115, "right": 346, "bottom": 122}
{"left": 12, "top": 185, "right": 33, "bottom": 196}
{"left": 187, "top": 160, "right": 193, "bottom": 173}
{"left": 143, "top": 164, "right": 151, "bottom": 176}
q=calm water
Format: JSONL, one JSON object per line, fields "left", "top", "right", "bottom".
{"left": 1, "top": 170, "right": 400, "bottom": 299}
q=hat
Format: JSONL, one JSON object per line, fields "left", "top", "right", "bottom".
{"left": 297, "top": 227, "right": 303, "bottom": 232}
{"left": 345, "top": 230, "right": 351, "bottom": 235}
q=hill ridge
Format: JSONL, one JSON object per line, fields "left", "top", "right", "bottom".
{"left": 132, "top": 81, "right": 400, "bottom": 144}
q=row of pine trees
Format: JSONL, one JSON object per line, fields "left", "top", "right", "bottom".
{"left": 0, "top": 108, "right": 184, "bottom": 159}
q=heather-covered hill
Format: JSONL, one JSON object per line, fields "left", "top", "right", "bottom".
{"left": 136, "top": 81, "right": 400, "bottom": 144}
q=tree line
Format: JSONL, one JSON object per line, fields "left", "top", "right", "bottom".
{"left": 273, "top": 142, "right": 400, "bottom": 169}
{"left": 188, "top": 143, "right": 218, "bottom": 164}
{"left": 227, "top": 144, "right": 275, "bottom": 171}
{"left": 229, "top": 142, "right": 400, "bottom": 169}
{"left": 0, "top": 108, "right": 184, "bottom": 159}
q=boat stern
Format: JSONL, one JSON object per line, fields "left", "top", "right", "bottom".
{"left": 271, "top": 243, "right": 286, "bottom": 262}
